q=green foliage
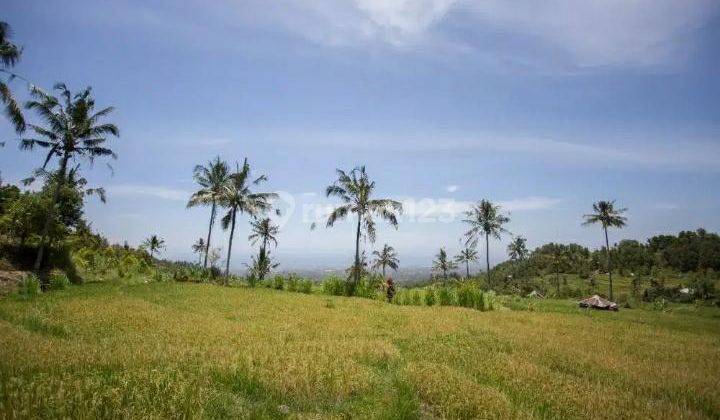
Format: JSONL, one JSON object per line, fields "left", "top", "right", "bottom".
{"left": 424, "top": 289, "right": 436, "bottom": 306}
{"left": 18, "top": 273, "right": 41, "bottom": 297}
{"left": 48, "top": 269, "right": 70, "bottom": 290}
{"left": 272, "top": 275, "right": 284, "bottom": 290}
{"left": 437, "top": 287, "right": 454, "bottom": 306}
{"left": 298, "top": 279, "right": 313, "bottom": 294}
{"left": 322, "top": 276, "right": 346, "bottom": 296}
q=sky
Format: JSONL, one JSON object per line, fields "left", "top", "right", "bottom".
{"left": 2, "top": 0, "right": 720, "bottom": 270}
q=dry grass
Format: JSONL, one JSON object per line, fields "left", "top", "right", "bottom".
{"left": 1, "top": 281, "right": 719, "bottom": 418}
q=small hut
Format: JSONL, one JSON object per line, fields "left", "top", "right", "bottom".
{"left": 579, "top": 295, "right": 618, "bottom": 311}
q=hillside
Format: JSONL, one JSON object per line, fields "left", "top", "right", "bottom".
{"left": 1, "top": 280, "right": 719, "bottom": 418}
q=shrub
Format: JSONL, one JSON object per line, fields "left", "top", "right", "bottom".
{"left": 437, "top": 287, "right": 454, "bottom": 306}
{"left": 48, "top": 270, "right": 70, "bottom": 291}
{"left": 410, "top": 290, "right": 422, "bottom": 306}
{"left": 299, "top": 279, "right": 313, "bottom": 294}
{"left": 479, "top": 291, "right": 495, "bottom": 311}
{"left": 424, "top": 289, "right": 436, "bottom": 306}
{"left": 286, "top": 275, "right": 298, "bottom": 292}
{"left": 18, "top": 274, "right": 41, "bottom": 297}
{"left": 322, "top": 276, "right": 346, "bottom": 296}
{"left": 272, "top": 275, "right": 285, "bottom": 290}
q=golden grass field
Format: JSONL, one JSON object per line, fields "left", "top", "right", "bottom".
{"left": 1, "top": 280, "right": 719, "bottom": 419}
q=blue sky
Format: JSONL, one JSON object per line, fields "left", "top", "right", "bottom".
{"left": 2, "top": 0, "right": 720, "bottom": 270}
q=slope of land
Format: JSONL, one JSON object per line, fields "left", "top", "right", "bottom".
{"left": 1, "top": 281, "right": 719, "bottom": 418}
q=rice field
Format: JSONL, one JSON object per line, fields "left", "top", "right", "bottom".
{"left": 1, "top": 280, "right": 719, "bottom": 419}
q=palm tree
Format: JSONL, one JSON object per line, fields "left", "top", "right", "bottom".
{"left": 507, "top": 236, "right": 528, "bottom": 262}
{"left": 372, "top": 244, "right": 399, "bottom": 278}
{"left": 583, "top": 200, "right": 627, "bottom": 300}
{"left": 187, "top": 157, "right": 230, "bottom": 268}
{"left": 462, "top": 199, "right": 510, "bottom": 287}
{"left": 454, "top": 241, "right": 478, "bottom": 279}
{"left": 248, "top": 217, "right": 280, "bottom": 281}
{"left": 21, "top": 83, "right": 118, "bottom": 272}
{"left": 142, "top": 235, "right": 165, "bottom": 259}
{"left": 192, "top": 238, "right": 206, "bottom": 265}
{"left": 0, "top": 21, "right": 25, "bottom": 133}
{"left": 325, "top": 166, "right": 403, "bottom": 288}
{"left": 219, "top": 159, "right": 277, "bottom": 278}
{"left": 433, "top": 248, "right": 457, "bottom": 280}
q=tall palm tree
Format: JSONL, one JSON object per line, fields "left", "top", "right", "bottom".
{"left": 583, "top": 200, "right": 627, "bottom": 300}
{"left": 433, "top": 248, "right": 457, "bottom": 281}
{"left": 142, "top": 234, "right": 165, "bottom": 259}
{"left": 219, "top": 159, "right": 277, "bottom": 278}
{"left": 187, "top": 157, "right": 230, "bottom": 268}
{"left": 462, "top": 199, "right": 510, "bottom": 287}
{"left": 372, "top": 244, "right": 399, "bottom": 278}
{"left": 0, "top": 21, "right": 25, "bottom": 133}
{"left": 325, "top": 166, "right": 403, "bottom": 287}
{"left": 21, "top": 83, "right": 118, "bottom": 272}
{"left": 454, "top": 241, "right": 478, "bottom": 279}
{"left": 248, "top": 217, "right": 280, "bottom": 281}
{"left": 192, "top": 238, "right": 206, "bottom": 265}
{"left": 507, "top": 236, "right": 528, "bottom": 262}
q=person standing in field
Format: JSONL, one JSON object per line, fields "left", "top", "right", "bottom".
{"left": 386, "top": 277, "right": 395, "bottom": 302}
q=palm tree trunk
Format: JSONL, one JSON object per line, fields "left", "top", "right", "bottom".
{"left": 382, "top": 263, "right": 386, "bottom": 278}
{"left": 604, "top": 226, "right": 613, "bottom": 300}
{"left": 466, "top": 260, "right": 470, "bottom": 279}
{"left": 33, "top": 153, "right": 69, "bottom": 276}
{"left": 225, "top": 208, "right": 237, "bottom": 280}
{"left": 485, "top": 232, "right": 491, "bottom": 287}
{"left": 354, "top": 213, "right": 361, "bottom": 285}
{"left": 203, "top": 201, "right": 216, "bottom": 268}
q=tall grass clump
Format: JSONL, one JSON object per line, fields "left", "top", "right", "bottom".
{"left": 424, "top": 289, "right": 436, "bottom": 306}
{"left": 48, "top": 270, "right": 70, "bottom": 291}
{"left": 322, "top": 276, "right": 347, "bottom": 296}
{"left": 437, "top": 287, "right": 455, "bottom": 306}
{"left": 18, "top": 273, "right": 41, "bottom": 297}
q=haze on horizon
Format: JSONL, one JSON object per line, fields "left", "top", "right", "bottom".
{"left": 2, "top": 0, "right": 719, "bottom": 271}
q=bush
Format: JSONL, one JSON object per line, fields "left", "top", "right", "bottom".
{"left": 322, "top": 276, "right": 346, "bottom": 296}
{"left": 424, "top": 289, "right": 436, "bottom": 306}
{"left": 48, "top": 270, "right": 70, "bottom": 291}
{"left": 437, "top": 287, "right": 454, "bottom": 306}
{"left": 410, "top": 290, "right": 422, "bottom": 306}
{"left": 285, "top": 275, "right": 298, "bottom": 292}
{"left": 18, "top": 274, "right": 41, "bottom": 297}
{"left": 299, "top": 279, "right": 313, "bottom": 294}
{"left": 272, "top": 275, "right": 284, "bottom": 290}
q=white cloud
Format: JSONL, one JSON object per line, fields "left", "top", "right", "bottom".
{"left": 226, "top": 0, "right": 717, "bottom": 68}
{"left": 107, "top": 184, "right": 189, "bottom": 201}
{"left": 445, "top": 184, "right": 459, "bottom": 193}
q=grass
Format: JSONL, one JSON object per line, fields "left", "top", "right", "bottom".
{"left": 1, "top": 280, "right": 719, "bottom": 418}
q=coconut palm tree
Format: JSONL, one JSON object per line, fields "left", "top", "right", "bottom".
{"left": 192, "top": 238, "right": 206, "bottom": 265}
{"left": 0, "top": 21, "right": 25, "bottom": 133}
{"left": 583, "top": 200, "right": 627, "bottom": 300}
{"left": 433, "top": 248, "right": 457, "bottom": 281}
{"left": 372, "top": 244, "right": 399, "bottom": 278}
{"left": 325, "top": 166, "right": 403, "bottom": 288}
{"left": 21, "top": 83, "right": 118, "bottom": 272}
{"left": 142, "top": 235, "right": 165, "bottom": 259}
{"left": 454, "top": 241, "right": 478, "bottom": 279}
{"left": 462, "top": 199, "right": 510, "bottom": 287}
{"left": 219, "top": 159, "right": 277, "bottom": 278}
{"left": 187, "top": 157, "right": 230, "bottom": 269}
{"left": 248, "top": 217, "right": 280, "bottom": 281}
{"left": 507, "top": 236, "right": 528, "bottom": 262}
